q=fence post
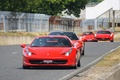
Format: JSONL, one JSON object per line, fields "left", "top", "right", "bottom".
{"left": 3, "top": 15, "right": 7, "bottom": 32}
{"left": 94, "top": 19, "right": 97, "bottom": 31}
{"left": 112, "top": 10, "right": 115, "bottom": 32}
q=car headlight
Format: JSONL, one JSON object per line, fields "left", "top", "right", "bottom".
{"left": 82, "top": 36, "right": 85, "bottom": 39}
{"left": 94, "top": 34, "right": 97, "bottom": 37}
{"left": 65, "top": 48, "right": 72, "bottom": 56}
{"left": 24, "top": 48, "right": 32, "bottom": 56}
{"left": 110, "top": 34, "right": 113, "bottom": 37}
{"left": 28, "top": 52, "right": 32, "bottom": 56}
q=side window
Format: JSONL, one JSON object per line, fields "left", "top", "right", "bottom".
{"left": 63, "top": 38, "right": 71, "bottom": 47}
{"left": 73, "top": 34, "right": 79, "bottom": 40}
{"left": 58, "top": 38, "right": 71, "bottom": 47}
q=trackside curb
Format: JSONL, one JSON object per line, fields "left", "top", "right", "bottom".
{"left": 59, "top": 45, "right": 120, "bottom": 80}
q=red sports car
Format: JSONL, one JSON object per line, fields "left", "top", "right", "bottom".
{"left": 95, "top": 30, "right": 114, "bottom": 42}
{"left": 80, "top": 31, "right": 98, "bottom": 42}
{"left": 21, "top": 35, "right": 81, "bottom": 69}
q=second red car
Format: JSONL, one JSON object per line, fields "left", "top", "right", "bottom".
{"left": 80, "top": 31, "right": 98, "bottom": 42}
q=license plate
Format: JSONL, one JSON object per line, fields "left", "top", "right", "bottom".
{"left": 43, "top": 60, "right": 53, "bottom": 63}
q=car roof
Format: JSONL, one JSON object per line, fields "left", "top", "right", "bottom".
{"left": 49, "top": 31, "right": 75, "bottom": 34}
{"left": 96, "top": 30, "right": 111, "bottom": 34}
{"left": 37, "top": 35, "right": 69, "bottom": 38}
{"left": 97, "top": 30, "right": 111, "bottom": 32}
{"left": 48, "top": 31, "right": 79, "bottom": 40}
{"left": 83, "top": 31, "right": 94, "bottom": 33}
{"left": 82, "top": 31, "right": 94, "bottom": 35}
{"left": 83, "top": 31, "right": 93, "bottom": 32}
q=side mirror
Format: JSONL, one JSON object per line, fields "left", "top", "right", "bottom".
{"left": 21, "top": 44, "right": 26, "bottom": 48}
{"left": 72, "top": 43, "right": 76, "bottom": 47}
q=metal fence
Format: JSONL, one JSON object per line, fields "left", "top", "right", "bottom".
{"left": 0, "top": 11, "right": 83, "bottom": 33}
{"left": 0, "top": 11, "right": 115, "bottom": 34}
{"left": 0, "top": 11, "right": 50, "bottom": 32}
{"left": 80, "top": 18, "right": 110, "bottom": 32}
{"left": 49, "top": 16, "right": 83, "bottom": 33}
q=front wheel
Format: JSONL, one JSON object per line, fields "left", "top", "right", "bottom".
{"left": 81, "top": 46, "right": 84, "bottom": 56}
{"left": 77, "top": 59, "right": 81, "bottom": 67}
{"left": 95, "top": 40, "right": 98, "bottom": 42}
{"left": 110, "top": 40, "right": 114, "bottom": 42}
{"left": 23, "top": 65, "right": 30, "bottom": 69}
{"left": 73, "top": 54, "right": 78, "bottom": 69}
{"left": 81, "top": 49, "right": 84, "bottom": 56}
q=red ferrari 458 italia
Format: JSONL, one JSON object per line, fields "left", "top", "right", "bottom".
{"left": 80, "top": 31, "right": 98, "bottom": 42}
{"left": 95, "top": 30, "right": 114, "bottom": 42}
{"left": 21, "top": 35, "right": 81, "bottom": 69}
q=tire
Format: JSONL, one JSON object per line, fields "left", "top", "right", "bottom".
{"left": 81, "top": 46, "right": 85, "bottom": 56}
{"left": 77, "top": 59, "right": 81, "bottom": 67}
{"left": 95, "top": 40, "right": 98, "bottom": 42}
{"left": 23, "top": 65, "right": 30, "bottom": 69}
{"left": 73, "top": 63, "right": 77, "bottom": 69}
{"left": 73, "top": 55, "right": 78, "bottom": 69}
{"left": 82, "top": 49, "right": 84, "bottom": 56}
{"left": 80, "top": 49, "right": 82, "bottom": 56}
{"left": 110, "top": 40, "right": 114, "bottom": 42}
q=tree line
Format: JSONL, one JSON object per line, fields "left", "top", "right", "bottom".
{"left": 0, "top": 0, "right": 103, "bottom": 17}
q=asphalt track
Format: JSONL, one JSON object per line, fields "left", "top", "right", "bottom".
{"left": 0, "top": 42, "right": 120, "bottom": 80}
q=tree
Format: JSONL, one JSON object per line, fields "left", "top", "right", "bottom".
{"left": 0, "top": 0, "right": 41, "bottom": 12}
{"left": 0, "top": 0, "right": 89, "bottom": 17}
{"left": 37, "top": 0, "right": 89, "bottom": 17}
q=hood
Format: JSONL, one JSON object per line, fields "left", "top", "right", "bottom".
{"left": 84, "top": 35, "right": 95, "bottom": 39}
{"left": 72, "top": 40, "right": 78, "bottom": 43}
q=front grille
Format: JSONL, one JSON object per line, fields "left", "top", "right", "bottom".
{"left": 29, "top": 60, "right": 67, "bottom": 64}
{"left": 97, "top": 38, "right": 110, "bottom": 40}
{"left": 29, "top": 60, "right": 43, "bottom": 64}
{"left": 53, "top": 60, "right": 67, "bottom": 64}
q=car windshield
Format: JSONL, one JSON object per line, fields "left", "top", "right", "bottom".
{"left": 83, "top": 32, "right": 93, "bottom": 35}
{"left": 49, "top": 32, "right": 79, "bottom": 40}
{"left": 97, "top": 31, "right": 111, "bottom": 34}
{"left": 30, "top": 37, "right": 72, "bottom": 47}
